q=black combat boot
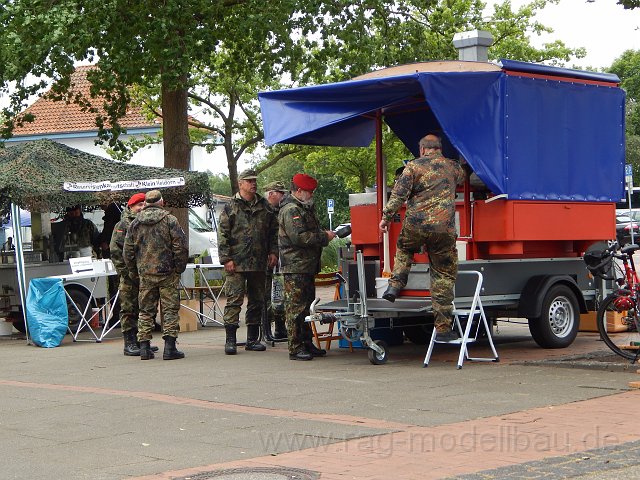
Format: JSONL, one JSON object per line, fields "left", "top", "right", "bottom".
{"left": 305, "top": 341, "right": 327, "bottom": 357}
{"left": 245, "top": 324, "right": 267, "bottom": 351}
{"left": 139, "top": 340, "right": 154, "bottom": 360}
{"left": 289, "top": 350, "right": 313, "bottom": 361}
{"left": 225, "top": 324, "right": 238, "bottom": 355}
{"left": 133, "top": 329, "right": 159, "bottom": 352}
{"left": 273, "top": 317, "right": 288, "bottom": 340}
{"left": 162, "top": 336, "right": 185, "bottom": 360}
{"left": 382, "top": 286, "right": 401, "bottom": 303}
{"left": 123, "top": 329, "right": 141, "bottom": 356}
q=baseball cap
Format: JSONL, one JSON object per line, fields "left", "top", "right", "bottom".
{"left": 264, "top": 181, "right": 287, "bottom": 193}
{"left": 238, "top": 169, "right": 258, "bottom": 181}
{"left": 145, "top": 190, "right": 163, "bottom": 203}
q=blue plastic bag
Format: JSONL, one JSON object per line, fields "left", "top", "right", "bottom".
{"left": 26, "top": 278, "right": 68, "bottom": 348}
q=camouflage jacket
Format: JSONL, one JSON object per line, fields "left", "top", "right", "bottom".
{"left": 64, "top": 217, "right": 99, "bottom": 250}
{"left": 382, "top": 152, "right": 465, "bottom": 234}
{"left": 278, "top": 195, "right": 329, "bottom": 274}
{"left": 217, "top": 192, "right": 277, "bottom": 272}
{"left": 109, "top": 207, "right": 137, "bottom": 278}
{"left": 123, "top": 205, "right": 188, "bottom": 278}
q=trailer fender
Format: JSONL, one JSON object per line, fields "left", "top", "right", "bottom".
{"left": 518, "top": 275, "right": 587, "bottom": 319}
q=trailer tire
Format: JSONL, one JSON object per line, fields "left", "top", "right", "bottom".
{"left": 528, "top": 284, "right": 579, "bottom": 348}
{"left": 368, "top": 340, "right": 388, "bottom": 365}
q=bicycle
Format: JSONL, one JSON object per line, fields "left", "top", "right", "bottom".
{"left": 584, "top": 242, "right": 640, "bottom": 362}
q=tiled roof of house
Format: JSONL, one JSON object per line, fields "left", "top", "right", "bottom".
{"left": 12, "top": 65, "right": 160, "bottom": 136}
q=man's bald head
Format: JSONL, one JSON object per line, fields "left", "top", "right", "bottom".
{"left": 419, "top": 133, "right": 442, "bottom": 152}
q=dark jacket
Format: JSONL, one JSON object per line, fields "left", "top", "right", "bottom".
{"left": 123, "top": 205, "right": 188, "bottom": 278}
{"left": 278, "top": 195, "right": 329, "bottom": 274}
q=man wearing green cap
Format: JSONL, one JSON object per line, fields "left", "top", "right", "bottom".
{"left": 218, "top": 169, "right": 278, "bottom": 354}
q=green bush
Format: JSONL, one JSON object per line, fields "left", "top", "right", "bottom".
{"left": 321, "top": 238, "right": 349, "bottom": 272}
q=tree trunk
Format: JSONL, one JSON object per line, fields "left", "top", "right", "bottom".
{"left": 161, "top": 81, "right": 190, "bottom": 246}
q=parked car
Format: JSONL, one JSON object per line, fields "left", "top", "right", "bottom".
{"left": 615, "top": 214, "right": 640, "bottom": 245}
{"left": 84, "top": 206, "right": 218, "bottom": 260}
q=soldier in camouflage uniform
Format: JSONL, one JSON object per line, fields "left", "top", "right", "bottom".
{"left": 379, "top": 133, "right": 466, "bottom": 342}
{"left": 218, "top": 169, "right": 278, "bottom": 355}
{"left": 279, "top": 174, "right": 336, "bottom": 361}
{"left": 110, "top": 193, "right": 158, "bottom": 357}
{"left": 263, "top": 180, "right": 288, "bottom": 340}
{"left": 59, "top": 205, "right": 99, "bottom": 258}
{"left": 124, "top": 190, "right": 188, "bottom": 360}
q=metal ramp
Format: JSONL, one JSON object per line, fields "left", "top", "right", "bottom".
{"left": 423, "top": 270, "right": 499, "bottom": 369}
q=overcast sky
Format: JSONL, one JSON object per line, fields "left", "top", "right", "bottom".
{"left": 497, "top": 0, "right": 639, "bottom": 69}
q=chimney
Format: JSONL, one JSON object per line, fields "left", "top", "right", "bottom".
{"left": 452, "top": 30, "right": 494, "bottom": 62}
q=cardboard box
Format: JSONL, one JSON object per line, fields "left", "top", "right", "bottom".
{"left": 178, "top": 300, "right": 200, "bottom": 333}
{"left": 579, "top": 311, "right": 629, "bottom": 333}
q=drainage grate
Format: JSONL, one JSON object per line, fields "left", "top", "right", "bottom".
{"left": 172, "top": 466, "right": 320, "bottom": 480}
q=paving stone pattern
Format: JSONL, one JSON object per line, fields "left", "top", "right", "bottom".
{"left": 450, "top": 439, "right": 640, "bottom": 479}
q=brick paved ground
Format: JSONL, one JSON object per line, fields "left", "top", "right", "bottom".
{"left": 1, "top": 285, "right": 639, "bottom": 480}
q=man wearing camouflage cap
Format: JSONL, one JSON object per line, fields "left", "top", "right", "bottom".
{"left": 124, "top": 190, "right": 189, "bottom": 360}
{"left": 263, "top": 181, "right": 288, "bottom": 340}
{"left": 218, "top": 169, "right": 278, "bottom": 354}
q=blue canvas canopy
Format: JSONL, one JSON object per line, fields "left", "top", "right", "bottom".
{"left": 259, "top": 60, "right": 625, "bottom": 202}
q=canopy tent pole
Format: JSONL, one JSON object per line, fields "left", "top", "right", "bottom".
{"left": 11, "top": 203, "right": 30, "bottom": 344}
{"left": 375, "top": 111, "right": 391, "bottom": 275}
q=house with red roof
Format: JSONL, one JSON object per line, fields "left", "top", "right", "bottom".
{"left": 8, "top": 65, "right": 218, "bottom": 173}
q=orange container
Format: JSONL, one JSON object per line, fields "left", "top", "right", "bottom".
{"left": 579, "top": 311, "right": 629, "bottom": 333}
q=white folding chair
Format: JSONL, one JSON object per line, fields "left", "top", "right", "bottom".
{"left": 423, "top": 270, "right": 499, "bottom": 369}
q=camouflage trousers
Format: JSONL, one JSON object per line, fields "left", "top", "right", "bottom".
{"left": 223, "top": 271, "right": 266, "bottom": 327}
{"left": 117, "top": 275, "right": 139, "bottom": 333}
{"left": 283, "top": 273, "right": 315, "bottom": 355}
{"left": 389, "top": 226, "right": 458, "bottom": 332}
{"left": 137, "top": 273, "right": 180, "bottom": 341}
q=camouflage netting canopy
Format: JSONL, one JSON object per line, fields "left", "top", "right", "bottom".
{"left": 0, "top": 139, "right": 212, "bottom": 216}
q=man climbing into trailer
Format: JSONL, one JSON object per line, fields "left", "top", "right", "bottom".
{"left": 378, "top": 132, "right": 465, "bottom": 342}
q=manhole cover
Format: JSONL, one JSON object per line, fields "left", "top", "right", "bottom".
{"left": 173, "top": 466, "right": 320, "bottom": 480}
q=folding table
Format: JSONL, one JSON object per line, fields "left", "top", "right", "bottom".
{"left": 50, "top": 270, "right": 119, "bottom": 342}
{"left": 180, "top": 263, "right": 225, "bottom": 327}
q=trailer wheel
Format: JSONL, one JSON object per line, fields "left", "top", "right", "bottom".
{"left": 368, "top": 340, "right": 388, "bottom": 365}
{"left": 66, "top": 287, "right": 92, "bottom": 332}
{"left": 528, "top": 284, "right": 579, "bottom": 348}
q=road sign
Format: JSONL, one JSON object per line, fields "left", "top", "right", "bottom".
{"left": 625, "top": 163, "right": 633, "bottom": 184}
{"left": 327, "top": 198, "right": 334, "bottom": 214}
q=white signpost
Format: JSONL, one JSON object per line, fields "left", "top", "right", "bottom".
{"left": 626, "top": 163, "right": 634, "bottom": 244}
{"left": 327, "top": 198, "right": 334, "bottom": 230}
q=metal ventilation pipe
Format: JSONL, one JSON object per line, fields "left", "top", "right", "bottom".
{"left": 452, "top": 30, "right": 494, "bottom": 62}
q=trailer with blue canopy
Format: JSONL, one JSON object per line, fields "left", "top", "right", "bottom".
{"left": 259, "top": 59, "right": 624, "bottom": 363}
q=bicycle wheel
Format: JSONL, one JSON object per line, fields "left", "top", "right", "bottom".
{"left": 596, "top": 293, "right": 640, "bottom": 360}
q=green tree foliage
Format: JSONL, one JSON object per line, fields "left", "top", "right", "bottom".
{"left": 484, "top": 0, "right": 585, "bottom": 64}
{"left": 302, "top": 130, "right": 411, "bottom": 193}
{"left": 0, "top": 1, "right": 390, "bottom": 170}
{"left": 0, "top": 0, "right": 586, "bottom": 198}
{"left": 618, "top": 0, "right": 640, "bottom": 8}
{"left": 609, "top": 49, "right": 640, "bottom": 180}
{"left": 209, "top": 173, "right": 233, "bottom": 197}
